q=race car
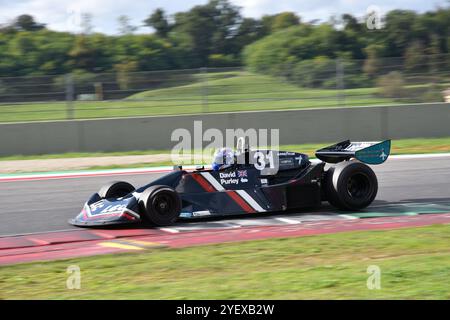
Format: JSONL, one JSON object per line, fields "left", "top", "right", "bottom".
{"left": 70, "top": 139, "right": 391, "bottom": 227}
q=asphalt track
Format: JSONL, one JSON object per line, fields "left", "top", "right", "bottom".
{"left": 1, "top": 155, "right": 450, "bottom": 236}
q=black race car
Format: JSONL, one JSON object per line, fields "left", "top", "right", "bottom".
{"left": 70, "top": 140, "right": 391, "bottom": 227}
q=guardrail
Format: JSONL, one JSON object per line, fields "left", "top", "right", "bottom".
{"left": 0, "top": 102, "right": 449, "bottom": 156}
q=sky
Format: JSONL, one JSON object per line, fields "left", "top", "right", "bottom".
{"left": 0, "top": 0, "right": 448, "bottom": 34}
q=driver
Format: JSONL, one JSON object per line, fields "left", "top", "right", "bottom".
{"left": 212, "top": 147, "right": 235, "bottom": 171}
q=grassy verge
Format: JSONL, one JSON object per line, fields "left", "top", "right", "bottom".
{"left": 0, "top": 71, "right": 400, "bottom": 123}
{"left": 1, "top": 224, "right": 450, "bottom": 299}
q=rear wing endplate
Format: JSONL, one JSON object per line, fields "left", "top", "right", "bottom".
{"left": 315, "top": 140, "right": 391, "bottom": 165}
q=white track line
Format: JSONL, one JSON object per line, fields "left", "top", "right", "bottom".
{"left": 159, "top": 228, "right": 180, "bottom": 233}
{"left": 338, "top": 214, "right": 359, "bottom": 220}
{"left": 276, "top": 217, "right": 301, "bottom": 224}
{"left": 389, "top": 153, "right": 450, "bottom": 160}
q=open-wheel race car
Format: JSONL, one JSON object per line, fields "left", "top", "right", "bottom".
{"left": 70, "top": 139, "right": 391, "bottom": 227}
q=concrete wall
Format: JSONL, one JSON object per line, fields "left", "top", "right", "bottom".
{"left": 0, "top": 103, "right": 449, "bottom": 156}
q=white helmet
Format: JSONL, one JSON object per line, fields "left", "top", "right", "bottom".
{"left": 212, "top": 147, "right": 235, "bottom": 171}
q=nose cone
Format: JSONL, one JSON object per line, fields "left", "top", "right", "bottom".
{"left": 69, "top": 195, "right": 141, "bottom": 227}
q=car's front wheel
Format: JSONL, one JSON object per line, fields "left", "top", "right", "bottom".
{"left": 98, "top": 181, "right": 135, "bottom": 199}
{"left": 324, "top": 161, "right": 378, "bottom": 210}
{"left": 138, "top": 185, "right": 181, "bottom": 226}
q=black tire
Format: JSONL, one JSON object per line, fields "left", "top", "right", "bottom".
{"left": 324, "top": 161, "right": 378, "bottom": 210}
{"left": 138, "top": 185, "right": 181, "bottom": 226}
{"left": 98, "top": 181, "right": 135, "bottom": 199}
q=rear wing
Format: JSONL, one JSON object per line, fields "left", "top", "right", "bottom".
{"left": 315, "top": 140, "right": 391, "bottom": 165}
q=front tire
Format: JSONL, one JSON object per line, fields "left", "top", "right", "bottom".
{"left": 324, "top": 161, "right": 378, "bottom": 210}
{"left": 138, "top": 185, "right": 181, "bottom": 226}
{"left": 98, "top": 181, "right": 135, "bottom": 199}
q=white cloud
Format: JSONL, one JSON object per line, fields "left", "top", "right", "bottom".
{"left": 0, "top": 0, "right": 447, "bottom": 34}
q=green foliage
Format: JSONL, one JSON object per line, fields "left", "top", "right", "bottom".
{"left": 143, "top": 8, "right": 170, "bottom": 37}
{"left": 404, "top": 41, "right": 427, "bottom": 73}
{"left": 363, "top": 44, "right": 385, "bottom": 78}
{"left": 291, "top": 56, "right": 335, "bottom": 88}
{"left": 243, "top": 6, "right": 450, "bottom": 89}
{"left": 377, "top": 71, "right": 405, "bottom": 98}
{"left": 114, "top": 61, "right": 139, "bottom": 90}
{"left": 271, "top": 12, "right": 300, "bottom": 31}
{"left": 208, "top": 54, "right": 240, "bottom": 67}
{"left": 0, "top": 4, "right": 448, "bottom": 80}
{"left": 13, "top": 14, "right": 45, "bottom": 31}
{"left": 52, "top": 70, "right": 97, "bottom": 90}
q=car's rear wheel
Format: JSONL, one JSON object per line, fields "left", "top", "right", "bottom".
{"left": 138, "top": 185, "right": 181, "bottom": 226}
{"left": 98, "top": 181, "right": 135, "bottom": 199}
{"left": 324, "top": 161, "right": 378, "bottom": 210}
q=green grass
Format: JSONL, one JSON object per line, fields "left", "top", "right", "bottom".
{"left": 1, "top": 224, "right": 450, "bottom": 299}
{"left": 0, "top": 71, "right": 398, "bottom": 123}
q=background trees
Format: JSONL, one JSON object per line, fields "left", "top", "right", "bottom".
{"left": 0, "top": 1, "right": 448, "bottom": 78}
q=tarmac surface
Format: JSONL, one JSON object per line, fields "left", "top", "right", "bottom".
{"left": 1, "top": 155, "right": 450, "bottom": 236}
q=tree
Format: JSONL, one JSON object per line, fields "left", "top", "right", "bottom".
{"left": 172, "top": 0, "right": 242, "bottom": 65}
{"left": 426, "top": 34, "right": 442, "bottom": 73}
{"left": 144, "top": 8, "right": 170, "bottom": 37}
{"left": 377, "top": 71, "right": 405, "bottom": 98}
{"left": 13, "top": 14, "right": 45, "bottom": 31}
{"left": 233, "top": 18, "right": 266, "bottom": 53}
{"left": 383, "top": 10, "right": 418, "bottom": 57}
{"left": 271, "top": 12, "right": 300, "bottom": 31}
{"left": 117, "top": 15, "right": 137, "bottom": 35}
{"left": 115, "top": 60, "right": 138, "bottom": 90}
{"left": 69, "top": 36, "right": 98, "bottom": 71}
{"left": 209, "top": 0, "right": 242, "bottom": 54}
{"left": 341, "top": 14, "right": 362, "bottom": 33}
{"left": 260, "top": 15, "right": 275, "bottom": 35}
{"left": 404, "top": 41, "right": 426, "bottom": 72}
{"left": 363, "top": 44, "right": 385, "bottom": 78}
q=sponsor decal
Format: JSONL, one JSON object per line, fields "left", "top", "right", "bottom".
{"left": 295, "top": 155, "right": 303, "bottom": 165}
{"left": 219, "top": 171, "right": 249, "bottom": 185}
{"left": 219, "top": 171, "right": 239, "bottom": 185}
{"left": 89, "top": 200, "right": 105, "bottom": 211}
{"left": 99, "top": 204, "right": 127, "bottom": 215}
{"left": 280, "top": 158, "right": 293, "bottom": 165}
{"left": 192, "top": 210, "right": 212, "bottom": 217}
{"left": 278, "top": 151, "right": 296, "bottom": 156}
{"left": 237, "top": 170, "right": 247, "bottom": 178}
{"left": 238, "top": 170, "right": 248, "bottom": 183}
{"left": 89, "top": 200, "right": 128, "bottom": 216}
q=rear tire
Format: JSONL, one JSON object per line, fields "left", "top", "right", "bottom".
{"left": 98, "top": 181, "right": 135, "bottom": 199}
{"left": 138, "top": 185, "right": 181, "bottom": 226}
{"left": 324, "top": 161, "right": 378, "bottom": 210}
